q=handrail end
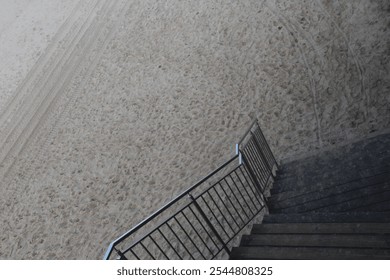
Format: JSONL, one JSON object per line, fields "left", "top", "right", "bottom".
{"left": 103, "top": 242, "right": 115, "bottom": 260}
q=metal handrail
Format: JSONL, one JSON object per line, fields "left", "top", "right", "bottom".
{"left": 103, "top": 118, "right": 278, "bottom": 260}
{"left": 104, "top": 155, "right": 239, "bottom": 260}
{"left": 237, "top": 119, "right": 278, "bottom": 170}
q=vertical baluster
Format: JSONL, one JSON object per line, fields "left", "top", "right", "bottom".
{"left": 228, "top": 173, "right": 255, "bottom": 216}
{"left": 201, "top": 191, "right": 234, "bottom": 235}
{"left": 188, "top": 205, "right": 220, "bottom": 253}
{"left": 218, "top": 181, "right": 246, "bottom": 225}
{"left": 189, "top": 194, "right": 231, "bottom": 255}
{"left": 166, "top": 223, "right": 195, "bottom": 260}
{"left": 209, "top": 187, "right": 240, "bottom": 231}
{"left": 174, "top": 216, "right": 206, "bottom": 259}
{"left": 157, "top": 228, "right": 183, "bottom": 260}
{"left": 181, "top": 211, "right": 214, "bottom": 255}
{"left": 149, "top": 235, "right": 169, "bottom": 260}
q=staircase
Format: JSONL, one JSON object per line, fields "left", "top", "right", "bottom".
{"left": 230, "top": 132, "right": 390, "bottom": 259}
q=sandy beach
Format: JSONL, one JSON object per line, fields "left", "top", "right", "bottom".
{"left": 0, "top": 0, "right": 389, "bottom": 259}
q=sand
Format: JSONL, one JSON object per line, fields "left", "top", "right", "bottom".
{"left": 0, "top": 0, "right": 389, "bottom": 259}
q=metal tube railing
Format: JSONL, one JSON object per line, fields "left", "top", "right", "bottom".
{"left": 103, "top": 118, "right": 278, "bottom": 260}
{"left": 104, "top": 155, "right": 239, "bottom": 260}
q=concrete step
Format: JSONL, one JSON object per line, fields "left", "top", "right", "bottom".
{"left": 270, "top": 171, "right": 390, "bottom": 204}
{"left": 360, "top": 200, "right": 390, "bottom": 212}
{"left": 251, "top": 223, "right": 390, "bottom": 234}
{"left": 278, "top": 150, "right": 390, "bottom": 180}
{"left": 239, "top": 234, "right": 390, "bottom": 248}
{"left": 277, "top": 152, "right": 390, "bottom": 182}
{"left": 272, "top": 163, "right": 390, "bottom": 194}
{"left": 262, "top": 212, "right": 390, "bottom": 223}
{"left": 279, "top": 133, "right": 390, "bottom": 176}
{"left": 306, "top": 188, "right": 390, "bottom": 212}
{"left": 229, "top": 246, "right": 390, "bottom": 259}
{"left": 270, "top": 180, "right": 390, "bottom": 213}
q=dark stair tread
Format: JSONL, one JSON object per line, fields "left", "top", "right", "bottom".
{"left": 251, "top": 223, "right": 390, "bottom": 234}
{"left": 270, "top": 182, "right": 390, "bottom": 213}
{"left": 269, "top": 172, "right": 390, "bottom": 206}
{"left": 360, "top": 200, "right": 390, "bottom": 212}
{"left": 280, "top": 141, "right": 390, "bottom": 169}
{"left": 306, "top": 188, "right": 390, "bottom": 213}
{"left": 277, "top": 153, "right": 390, "bottom": 182}
{"left": 240, "top": 234, "right": 390, "bottom": 248}
{"left": 277, "top": 154, "right": 390, "bottom": 182}
{"left": 278, "top": 133, "right": 390, "bottom": 175}
{"left": 229, "top": 246, "right": 390, "bottom": 260}
{"left": 272, "top": 164, "right": 390, "bottom": 194}
{"left": 262, "top": 213, "right": 390, "bottom": 223}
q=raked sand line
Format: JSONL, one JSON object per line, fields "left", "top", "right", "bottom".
{"left": 0, "top": 0, "right": 118, "bottom": 179}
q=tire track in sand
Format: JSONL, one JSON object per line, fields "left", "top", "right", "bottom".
{"left": 0, "top": 0, "right": 92, "bottom": 125}
{"left": 264, "top": 1, "right": 323, "bottom": 146}
{"left": 21, "top": 0, "right": 133, "bottom": 183}
{"left": 0, "top": 0, "right": 113, "bottom": 180}
{"left": 0, "top": 0, "right": 101, "bottom": 143}
{"left": 35, "top": 0, "right": 133, "bottom": 157}
{"left": 314, "top": 0, "right": 369, "bottom": 121}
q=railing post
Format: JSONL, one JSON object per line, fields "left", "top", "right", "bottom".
{"left": 188, "top": 194, "right": 231, "bottom": 255}
{"left": 236, "top": 143, "right": 242, "bottom": 165}
{"left": 114, "top": 248, "right": 128, "bottom": 260}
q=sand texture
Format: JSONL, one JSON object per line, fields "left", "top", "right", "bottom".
{"left": 0, "top": 0, "right": 389, "bottom": 259}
